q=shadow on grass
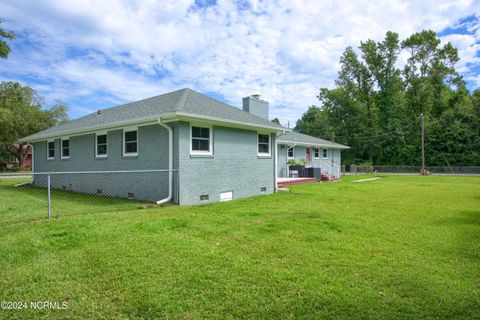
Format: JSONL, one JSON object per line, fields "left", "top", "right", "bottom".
{"left": 0, "top": 185, "right": 150, "bottom": 226}
{"left": 441, "top": 210, "right": 480, "bottom": 226}
{"left": 434, "top": 210, "right": 480, "bottom": 265}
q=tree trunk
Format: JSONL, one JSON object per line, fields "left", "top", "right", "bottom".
{"left": 5, "top": 143, "right": 30, "bottom": 169}
{"left": 18, "top": 144, "right": 30, "bottom": 169}
{"left": 18, "top": 150, "right": 26, "bottom": 168}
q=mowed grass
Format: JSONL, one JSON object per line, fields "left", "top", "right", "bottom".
{"left": 0, "top": 175, "right": 479, "bottom": 319}
{"left": 0, "top": 178, "right": 147, "bottom": 225}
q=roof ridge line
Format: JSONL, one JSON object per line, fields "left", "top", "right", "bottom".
{"left": 175, "top": 88, "right": 190, "bottom": 111}
{"left": 183, "top": 88, "right": 286, "bottom": 129}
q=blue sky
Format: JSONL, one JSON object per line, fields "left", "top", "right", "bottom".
{"left": 0, "top": 0, "right": 479, "bottom": 127}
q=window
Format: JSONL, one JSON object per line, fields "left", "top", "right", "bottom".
{"left": 124, "top": 129, "right": 138, "bottom": 156}
{"left": 191, "top": 126, "right": 212, "bottom": 155}
{"left": 61, "top": 139, "right": 70, "bottom": 159}
{"left": 314, "top": 148, "right": 319, "bottom": 159}
{"left": 260, "top": 187, "right": 267, "bottom": 193}
{"left": 95, "top": 133, "right": 108, "bottom": 157}
{"left": 200, "top": 194, "right": 209, "bottom": 201}
{"left": 47, "top": 140, "right": 55, "bottom": 160}
{"left": 287, "top": 147, "right": 294, "bottom": 159}
{"left": 323, "top": 148, "right": 328, "bottom": 159}
{"left": 257, "top": 134, "right": 270, "bottom": 156}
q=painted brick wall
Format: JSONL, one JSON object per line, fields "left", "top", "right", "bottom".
{"left": 31, "top": 121, "right": 277, "bottom": 205}
{"left": 176, "top": 122, "right": 275, "bottom": 205}
{"left": 32, "top": 124, "right": 171, "bottom": 202}
{"left": 277, "top": 144, "right": 287, "bottom": 177}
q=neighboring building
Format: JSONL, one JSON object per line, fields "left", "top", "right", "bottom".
{"left": 0, "top": 144, "right": 32, "bottom": 168}
{"left": 22, "top": 88, "right": 348, "bottom": 205}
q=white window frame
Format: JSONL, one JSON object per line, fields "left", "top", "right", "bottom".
{"left": 95, "top": 132, "right": 108, "bottom": 158}
{"left": 314, "top": 147, "right": 320, "bottom": 159}
{"left": 123, "top": 127, "right": 138, "bottom": 157}
{"left": 46, "top": 140, "right": 55, "bottom": 160}
{"left": 322, "top": 148, "right": 328, "bottom": 159}
{"left": 61, "top": 137, "right": 70, "bottom": 159}
{"left": 287, "top": 146, "right": 295, "bottom": 159}
{"left": 190, "top": 125, "right": 213, "bottom": 156}
{"left": 257, "top": 133, "right": 271, "bottom": 157}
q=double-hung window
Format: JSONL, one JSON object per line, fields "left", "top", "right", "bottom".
{"left": 61, "top": 138, "right": 70, "bottom": 159}
{"left": 322, "top": 148, "right": 328, "bottom": 159}
{"left": 287, "top": 147, "right": 294, "bottom": 159}
{"left": 314, "top": 147, "right": 319, "bottom": 159}
{"left": 191, "top": 126, "right": 212, "bottom": 155}
{"left": 96, "top": 133, "right": 108, "bottom": 157}
{"left": 257, "top": 133, "right": 270, "bottom": 156}
{"left": 124, "top": 129, "right": 138, "bottom": 156}
{"left": 47, "top": 140, "right": 55, "bottom": 160}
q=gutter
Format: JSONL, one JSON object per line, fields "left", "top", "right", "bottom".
{"left": 156, "top": 118, "right": 173, "bottom": 205}
{"left": 276, "top": 140, "right": 350, "bottom": 149}
{"left": 22, "top": 112, "right": 290, "bottom": 143}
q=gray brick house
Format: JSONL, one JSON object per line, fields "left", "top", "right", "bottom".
{"left": 22, "top": 88, "right": 348, "bottom": 205}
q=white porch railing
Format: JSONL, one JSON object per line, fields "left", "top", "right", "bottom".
{"left": 316, "top": 160, "right": 340, "bottom": 179}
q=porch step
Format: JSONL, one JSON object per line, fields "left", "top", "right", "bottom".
{"left": 320, "top": 173, "right": 337, "bottom": 182}
{"left": 277, "top": 178, "right": 317, "bottom": 188}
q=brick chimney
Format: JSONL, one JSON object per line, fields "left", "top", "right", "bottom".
{"left": 242, "top": 94, "right": 269, "bottom": 120}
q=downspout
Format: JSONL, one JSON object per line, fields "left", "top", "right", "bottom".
{"left": 31, "top": 144, "right": 34, "bottom": 183}
{"left": 156, "top": 118, "right": 173, "bottom": 204}
{"left": 274, "top": 138, "right": 278, "bottom": 191}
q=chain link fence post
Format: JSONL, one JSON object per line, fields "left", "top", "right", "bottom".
{"left": 47, "top": 172, "right": 51, "bottom": 220}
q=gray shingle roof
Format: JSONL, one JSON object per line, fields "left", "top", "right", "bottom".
{"left": 23, "top": 88, "right": 287, "bottom": 141}
{"left": 277, "top": 131, "right": 349, "bottom": 149}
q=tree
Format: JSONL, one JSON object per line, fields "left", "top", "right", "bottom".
{"left": 0, "top": 82, "right": 69, "bottom": 168}
{"left": 0, "top": 19, "right": 14, "bottom": 59}
{"left": 271, "top": 117, "right": 281, "bottom": 125}
{"left": 296, "top": 30, "right": 480, "bottom": 166}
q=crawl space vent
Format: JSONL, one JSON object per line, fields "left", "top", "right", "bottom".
{"left": 220, "top": 191, "right": 233, "bottom": 202}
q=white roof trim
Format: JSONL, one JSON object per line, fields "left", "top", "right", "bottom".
{"left": 22, "top": 112, "right": 290, "bottom": 142}
{"left": 277, "top": 140, "right": 350, "bottom": 149}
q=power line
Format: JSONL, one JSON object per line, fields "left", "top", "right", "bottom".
{"left": 334, "top": 118, "right": 420, "bottom": 140}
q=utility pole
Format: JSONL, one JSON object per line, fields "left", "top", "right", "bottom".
{"left": 331, "top": 132, "right": 335, "bottom": 142}
{"left": 420, "top": 113, "right": 425, "bottom": 175}
{"left": 287, "top": 121, "right": 290, "bottom": 129}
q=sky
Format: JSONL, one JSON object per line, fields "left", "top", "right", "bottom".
{"left": 0, "top": 0, "right": 479, "bottom": 127}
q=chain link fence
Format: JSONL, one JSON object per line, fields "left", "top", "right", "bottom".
{"left": 0, "top": 170, "right": 178, "bottom": 225}
{"left": 348, "top": 165, "right": 480, "bottom": 175}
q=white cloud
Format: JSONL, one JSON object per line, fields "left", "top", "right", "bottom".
{"left": 0, "top": 0, "right": 479, "bottom": 125}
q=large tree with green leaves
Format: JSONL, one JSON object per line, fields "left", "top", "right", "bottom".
{"left": 0, "top": 19, "right": 14, "bottom": 59}
{"left": 296, "top": 30, "right": 480, "bottom": 166}
{"left": 0, "top": 82, "right": 69, "bottom": 168}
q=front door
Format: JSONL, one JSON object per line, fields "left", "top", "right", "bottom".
{"left": 306, "top": 147, "right": 311, "bottom": 166}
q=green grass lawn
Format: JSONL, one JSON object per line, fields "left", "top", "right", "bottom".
{"left": 0, "top": 178, "right": 148, "bottom": 225}
{"left": 0, "top": 175, "right": 479, "bottom": 319}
